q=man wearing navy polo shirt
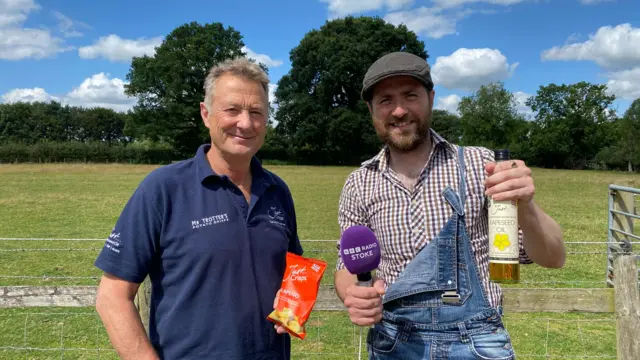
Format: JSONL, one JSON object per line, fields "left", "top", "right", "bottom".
{"left": 94, "top": 57, "right": 303, "bottom": 360}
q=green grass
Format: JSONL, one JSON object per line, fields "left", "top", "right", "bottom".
{"left": 0, "top": 163, "right": 637, "bottom": 359}
{"left": 0, "top": 308, "right": 617, "bottom": 359}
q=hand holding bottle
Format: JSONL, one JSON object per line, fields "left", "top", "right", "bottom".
{"left": 484, "top": 159, "right": 535, "bottom": 204}
{"left": 484, "top": 149, "right": 528, "bottom": 283}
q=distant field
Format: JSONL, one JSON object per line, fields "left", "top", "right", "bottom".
{"left": 1, "top": 163, "right": 638, "bottom": 287}
{"left": 0, "top": 163, "right": 638, "bottom": 358}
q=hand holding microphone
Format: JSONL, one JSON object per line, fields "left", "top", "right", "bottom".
{"left": 339, "top": 226, "right": 385, "bottom": 327}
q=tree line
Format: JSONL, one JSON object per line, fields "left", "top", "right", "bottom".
{"left": 1, "top": 17, "right": 638, "bottom": 171}
{"left": 0, "top": 101, "right": 173, "bottom": 164}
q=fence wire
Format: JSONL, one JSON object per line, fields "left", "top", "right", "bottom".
{"left": 0, "top": 311, "right": 364, "bottom": 359}
{"left": 0, "top": 238, "right": 631, "bottom": 359}
{"left": 0, "top": 310, "right": 619, "bottom": 359}
{"left": 1, "top": 238, "right": 635, "bottom": 286}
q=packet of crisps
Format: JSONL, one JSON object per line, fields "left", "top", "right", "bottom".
{"left": 267, "top": 252, "right": 327, "bottom": 340}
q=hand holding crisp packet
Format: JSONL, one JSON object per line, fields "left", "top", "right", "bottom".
{"left": 268, "top": 252, "right": 327, "bottom": 339}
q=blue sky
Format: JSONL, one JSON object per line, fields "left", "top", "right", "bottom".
{"left": 1, "top": 0, "right": 639, "bottom": 118}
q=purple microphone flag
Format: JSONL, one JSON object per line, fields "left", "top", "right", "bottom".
{"left": 340, "top": 225, "right": 381, "bottom": 276}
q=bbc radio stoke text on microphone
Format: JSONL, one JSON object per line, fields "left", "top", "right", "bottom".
{"left": 342, "top": 242, "right": 379, "bottom": 261}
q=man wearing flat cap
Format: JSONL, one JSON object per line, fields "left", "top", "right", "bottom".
{"left": 333, "top": 52, "right": 565, "bottom": 359}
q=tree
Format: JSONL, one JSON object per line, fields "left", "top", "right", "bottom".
{"left": 596, "top": 98, "right": 640, "bottom": 171}
{"left": 274, "top": 16, "right": 427, "bottom": 165}
{"left": 526, "top": 82, "right": 616, "bottom": 169}
{"left": 81, "top": 108, "right": 127, "bottom": 143}
{"left": 124, "top": 22, "right": 249, "bottom": 158}
{"left": 0, "top": 102, "right": 130, "bottom": 145}
{"left": 458, "top": 82, "right": 529, "bottom": 153}
{"left": 431, "top": 109, "right": 461, "bottom": 143}
{"left": 618, "top": 99, "right": 640, "bottom": 171}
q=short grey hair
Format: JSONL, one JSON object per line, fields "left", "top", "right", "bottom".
{"left": 203, "top": 57, "right": 270, "bottom": 110}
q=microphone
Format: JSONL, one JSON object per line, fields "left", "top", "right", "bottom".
{"left": 339, "top": 225, "right": 381, "bottom": 287}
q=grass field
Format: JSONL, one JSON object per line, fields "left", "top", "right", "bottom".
{"left": 0, "top": 163, "right": 638, "bottom": 359}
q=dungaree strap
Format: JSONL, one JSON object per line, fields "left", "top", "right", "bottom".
{"left": 441, "top": 146, "right": 467, "bottom": 304}
{"left": 457, "top": 146, "right": 466, "bottom": 209}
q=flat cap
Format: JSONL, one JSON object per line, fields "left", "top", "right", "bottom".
{"left": 361, "top": 52, "right": 433, "bottom": 101}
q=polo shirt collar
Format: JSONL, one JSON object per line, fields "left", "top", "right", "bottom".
{"left": 363, "top": 128, "right": 455, "bottom": 172}
{"left": 195, "top": 144, "right": 274, "bottom": 186}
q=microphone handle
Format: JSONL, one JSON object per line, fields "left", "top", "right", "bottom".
{"left": 356, "top": 272, "right": 372, "bottom": 287}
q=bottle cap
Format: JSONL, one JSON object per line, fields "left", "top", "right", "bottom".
{"left": 494, "top": 149, "right": 510, "bottom": 161}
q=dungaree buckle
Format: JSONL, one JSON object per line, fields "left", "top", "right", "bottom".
{"left": 441, "top": 291, "right": 461, "bottom": 304}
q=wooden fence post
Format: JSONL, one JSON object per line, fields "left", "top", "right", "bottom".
{"left": 613, "top": 254, "right": 640, "bottom": 360}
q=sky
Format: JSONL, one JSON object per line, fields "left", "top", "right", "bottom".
{"left": 1, "top": 0, "right": 639, "bottom": 119}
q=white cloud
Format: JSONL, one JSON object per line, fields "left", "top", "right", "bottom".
{"left": 435, "top": 94, "right": 461, "bottom": 115}
{"left": 320, "top": 0, "right": 525, "bottom": 16}
{"left": 513, "top": 91, "right": 535, "bottom": 119}
{"left": 0, "top": 0, "right": 70, "bottom": 60}
{"left": 242, "top": 46, "right": 283, "bottom": 68}
{"left": 65, "top": 73, "right": 136, "bottom": 112}
{"left": 606, "top": 67, "right": 640, "bottom": 101}
{"left": 319, "top": 0, "right": 414, "bottom": 17}
{"left": 1, "top": 87, "right": 59, "bottom": 103}
{"left": 78, "top": 34, "right": 163, "bottom": 62}
{"left": 2, "top": 73, "right": 137, "bottom": 112}
{"left": 387, "top": 0, "right": 415, "bottom": 10}
{"left": 541, "top": 23, "right": 640, "bottom": 102}
{"left": 320, "top": 0, "right": 382, "bottom": 17}
{"left": 52, "top": 10, "right": 90, "bottom": 38}
{"left": 431, "top": 91, "right": 534, "bottom": 119}
{"left": 384, "top": 7, "right": 468, "bottom": 39}
{"left": 541, "top": 23, "right": 640, "bottom": 71}
{"left": 431, "top": 0, "right": 526, "bottom": 9}
{"left": 321, "top": 0, "right": 525, "bottom": 38}
{"left": 268, "top": 83, "right": 277, "bottom": 104}
{"left": 0, "top": 27, "right": 68, "bottom": 60}
{"left": 0, "top": 0, "right": 39, "bottom": 27}
{"left": 579, "top": 0, "right": 614, "bottom": 4}
{"left": 432, "top": 48, "right": 518, "bottom": 91}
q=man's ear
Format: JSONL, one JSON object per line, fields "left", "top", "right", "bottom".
{"left": 200, "top": 102, "right": 211, "bottom": 129}
{"left": 428, "top": 89, "right": 435, "bottom": 110}
{"left": 366, "top": 101, "right": 373, "bottom": 115}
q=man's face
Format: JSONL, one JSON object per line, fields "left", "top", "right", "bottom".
{"left": 367, "top": 76, "right": 434, "bottom": 152}
{"left": 200, "top": 73, "right": 268, "bottom": 159}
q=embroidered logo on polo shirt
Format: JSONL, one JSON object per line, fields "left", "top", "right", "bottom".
{"left": 268, "top": 206, "right": 286, "bottom": 227}
{"left": 105, "top": 228, "right": 122, "bottom": 254}
{"left": 191, "top": 214, "right": 229, "bottom": 229}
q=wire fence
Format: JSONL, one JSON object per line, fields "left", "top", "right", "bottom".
{"left": 0, "top": 310, "right": 619, "bottom": 359}
{"left": 1, "top": 237, "right": 636, "bottom": 287}
{"left": 0, "top": 238, "right": 634, "bottom": 359}
{"left": 0, "top": 311, "right": 367, "bottom": 360}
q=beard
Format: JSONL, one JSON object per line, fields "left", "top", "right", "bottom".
{"left": 374, "top": 109, "right": 431, "bottom": 152}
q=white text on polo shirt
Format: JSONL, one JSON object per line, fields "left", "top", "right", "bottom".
{"left": 105, "top": 229, "right": 121, "bottom": 254}
{"left": 268, "top": 206, "right": 286, "bottom": 227}
{"left": 191, "top": 214, "right": 229, "bottom": 229}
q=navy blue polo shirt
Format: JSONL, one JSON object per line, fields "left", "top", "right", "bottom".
{"left": 94, "top": 144, "right": 303, "bottom": 360}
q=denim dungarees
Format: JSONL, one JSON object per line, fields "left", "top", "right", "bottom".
{"left": 367, "top": 146, "right": 516, "bottom": 360}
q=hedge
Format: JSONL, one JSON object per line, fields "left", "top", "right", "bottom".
{"left": 0, "top": 141, "right": 176, "bottom": 164}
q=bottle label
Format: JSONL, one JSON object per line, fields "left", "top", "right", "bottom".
{"left": 488, "top": 198, "right": 519, "bottom": 263}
